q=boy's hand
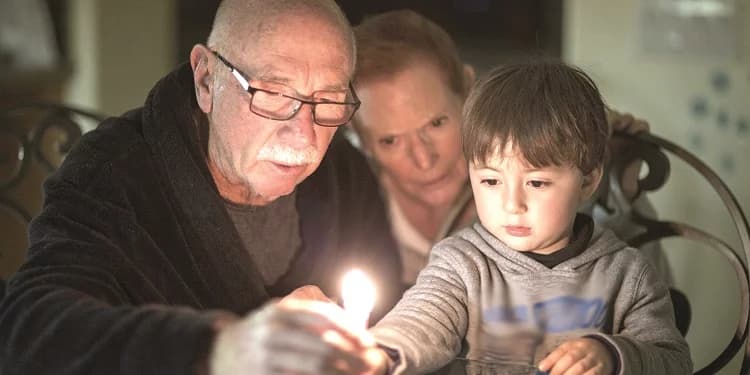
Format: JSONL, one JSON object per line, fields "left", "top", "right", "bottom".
{"left": 537, "top": 337, "right": 615, "bottom": 375}
{"left": 364, "top": 348, "right": 390, "bottom": 375}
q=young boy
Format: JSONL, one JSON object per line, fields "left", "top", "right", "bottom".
{"left": 369, "top": 61, "right": 691, "bottom": 375}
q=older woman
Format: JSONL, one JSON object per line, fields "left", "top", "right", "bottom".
{"left": 350, "top": 9, "right": 673, "bottom": 289}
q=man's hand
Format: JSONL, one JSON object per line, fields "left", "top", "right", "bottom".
{"left": 606, "top": 109, "right": 651, "bottom": 200}
{"left": 537, "top": 337, "right": 615, "bottom": 375}
{"left": 209, "top": 299, "right": 385, "bottom": 375}
{"left": 607, "top": 109, "right": 649, "bottom": 135}
{"left": 281, "top": 285, "right": 335, "bottom": 304}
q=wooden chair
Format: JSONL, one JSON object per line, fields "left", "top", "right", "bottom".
{"left": 0, "top": 103, "right": 105, "bottom": 283}
{"left": 601, "top": 131, "right": 750, "bottom": 375}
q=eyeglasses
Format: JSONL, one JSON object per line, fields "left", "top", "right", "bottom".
{"left": 212, "top": 51, "right": 360, "bottom": 127}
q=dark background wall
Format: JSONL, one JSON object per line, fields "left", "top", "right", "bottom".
{"left": 176, "top": 0, "right": 562, "bottom": 73}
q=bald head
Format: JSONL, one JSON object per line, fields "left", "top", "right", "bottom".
{"left": 207, "top": 0, "right": 355, "bottom": 68}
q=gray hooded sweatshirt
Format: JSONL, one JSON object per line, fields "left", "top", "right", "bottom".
{"left": 371, "top": 222, "right": 691, "bottom": 374}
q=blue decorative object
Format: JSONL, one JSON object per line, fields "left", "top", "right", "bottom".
{"left": 717, "top": 110, "right": 730, "bottom": 129}
{"left": 690, "top": 96, "right": 709, "bottom": 117}
{"left": 738, "top": 117, "right": 749, "bottom": 136}
{"left": 711, "top": 71, "right": 730, "bottom": 93}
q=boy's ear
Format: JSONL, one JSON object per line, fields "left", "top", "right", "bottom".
{"left": 581, "top": 166, "right": 604, "bottom": 202}
{"left": 190, "top": 44, "right": 214, "bottom": 114}
{"left": 462, "top": 63, "right": 476, "bottom": 96}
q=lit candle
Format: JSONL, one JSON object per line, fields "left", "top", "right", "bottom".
{"left": 341, "top": 269, "right": 376, "bottom": 329}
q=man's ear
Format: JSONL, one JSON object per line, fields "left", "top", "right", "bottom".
{"left": 190, "top": 44, "right": 214, "bottom": 114}
{"left": 581, "top": 165, "right": 604, "bottom": 202}
{"left": 462, "top": 63, "right": 476, "bottom": 96}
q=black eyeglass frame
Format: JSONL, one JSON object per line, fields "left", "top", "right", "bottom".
{"left": 211, "top": 50, "right": 361, "bottom": 127}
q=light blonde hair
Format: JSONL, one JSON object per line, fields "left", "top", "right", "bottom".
{"left": 353, "top": 9, "right": 465, "bottom": 95}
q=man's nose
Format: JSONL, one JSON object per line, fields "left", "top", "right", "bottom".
{"left": 503, "top": 185, "right": 527, "bottom": 214}
{"left": 408, "top": 134, "right": 437, "bottom": 170}
{"left": 280, "top": 103, "right": 317, "bottom": 148}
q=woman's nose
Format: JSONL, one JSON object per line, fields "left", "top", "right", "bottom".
{"left": 408, "top": 135, "right": 437, "bottom": 170}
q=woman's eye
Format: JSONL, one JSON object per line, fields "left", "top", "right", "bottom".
{"left": 430, "top": 116, "right": 447, "bottom": 128}
{"left": 528, "top": 180, "right": 549, "bottom": 188}
{"left": 378, "top": 136, "right": 396, "bottom": 146}
{"left": 481, "top": 179, "right": 499, "bottom": 186}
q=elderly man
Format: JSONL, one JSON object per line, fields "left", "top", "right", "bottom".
{"left": 0, "top": 1, "right": 398, "bottom": 374}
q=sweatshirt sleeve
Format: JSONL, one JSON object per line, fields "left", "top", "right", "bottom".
{"left": 369, "top": 243, "right": 469, "bottom": 374}
{"left": 595, "top": 262, "right": 692, "bottom": 374}
{"left": 0, "top": 164, "right": 219, "bottom": 375}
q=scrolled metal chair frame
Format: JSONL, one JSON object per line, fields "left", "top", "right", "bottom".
{"left": 605, "top": 132, "right": 750, "bottom": 375}
{"left": 0, "top": 103, "right": 105, "bottom": 222}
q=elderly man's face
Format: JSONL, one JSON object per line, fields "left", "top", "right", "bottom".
{"left": 198, "top": 14, "right": 353, "bottom": 205}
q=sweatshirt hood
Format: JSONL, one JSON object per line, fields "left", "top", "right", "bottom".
{"left": 454, "top": 221, "right": 629, "bottom": 275}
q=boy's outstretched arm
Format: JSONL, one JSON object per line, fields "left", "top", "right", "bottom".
{"left": 369, "top": 243, "right": 470, "bottom": 374}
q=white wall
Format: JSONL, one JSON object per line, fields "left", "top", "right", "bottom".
{"left": 564, "top": 1, "right": 750, "bottom": 373}
{"left": 64, "top": 0, "right": 176, "bottom": 116}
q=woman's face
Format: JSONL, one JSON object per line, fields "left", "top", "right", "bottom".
{"left": 354, "top": 61, "right": 468, "bottom": 210}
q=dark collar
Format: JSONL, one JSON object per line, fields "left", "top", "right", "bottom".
{"left": 522, "top": 213, "right": 594, "bottom": 269}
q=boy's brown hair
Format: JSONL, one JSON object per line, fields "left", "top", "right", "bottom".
{"left": 461, "top": 61, "right": 609, "bottom": 175}
{"left": 353, "top": 9, "right": 465, "bottom": 95}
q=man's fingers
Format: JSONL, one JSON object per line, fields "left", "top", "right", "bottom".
{"left": 276, "top": 299, "right": 373, "bottom": 346}
{"left": 281, "top": 285, "right": 334, "bottom": 303}
{"left": 257, "top": 302, "right": 374, "bottom": 373}
{"left": 262, "top": 327, "right": 371, "bottom": 374}
{"left": 265, "top": 344, "right": 367, "bottom": 375}
{"left": 210, "top": 301, "right": 379, "bottom": 375}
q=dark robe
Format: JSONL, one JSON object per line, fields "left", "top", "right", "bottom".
{"left": 0, "top": 63, "right": 401, "bottom": 375}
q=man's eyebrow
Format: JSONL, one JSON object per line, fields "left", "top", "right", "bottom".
{"left": 251, "top": 72, "right": 349, "bottom": 94}
{"left": 251, "top": 71, "right": 291, "bottom": 85}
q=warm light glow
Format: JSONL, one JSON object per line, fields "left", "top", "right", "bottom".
{"left": 341, "top": 269, "right": 376, "bottom": 329}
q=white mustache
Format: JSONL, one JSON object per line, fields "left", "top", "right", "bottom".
{"left": 258, "top": 145, "right": 319, "bottom": 166}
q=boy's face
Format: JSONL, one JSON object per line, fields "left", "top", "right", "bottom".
{"left": 469, "top": 143, "right": 601, "bottom": 255}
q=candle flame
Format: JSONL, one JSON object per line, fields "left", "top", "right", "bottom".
{"left": 341, "top": 269, "right": 376, "bottom": 329}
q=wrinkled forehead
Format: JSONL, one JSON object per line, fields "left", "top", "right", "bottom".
{"left": 355, "top": 61, "right": 462, "bottom": 132}
{"left": 235, "top": 11, "right": 354, "bottom": 79}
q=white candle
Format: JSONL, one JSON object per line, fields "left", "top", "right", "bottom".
{"left": 341, "top": 269, "right": 376, "bottom": 329}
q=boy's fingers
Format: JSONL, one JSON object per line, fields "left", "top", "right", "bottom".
{"left": 538, "top": 348, "right": 564, "bottom": 371}
{"left": 581, "top": 363, "right": 605, "bottom": 375}
{"left": 560, "top": 356, "right": 595, "bottom": 375}
{"left": 547, "top": 350, "right": 588, "bottom": 375}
